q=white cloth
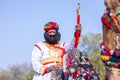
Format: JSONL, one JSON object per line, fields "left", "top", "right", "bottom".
{"left": 32, "top": 40, "right": 75, "bottom": 80}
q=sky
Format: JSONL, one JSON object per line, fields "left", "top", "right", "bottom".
{"left": 0, "top": 0, "right": 105, "bottom": 69}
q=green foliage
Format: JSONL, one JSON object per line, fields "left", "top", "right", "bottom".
{"left": 90, "top": 49, "right": 106, "bottom": 80}
{"left": 0, "top": 70, "right": 13, "bottom": 80}
{"left": 26, "top": 69, "right": 34, "bottom": 80}
{"left": 0, "top": 63, "right": 34, "bottom": 80}
{"left": 80, "top": 33, "right": 106, "bottom": 79}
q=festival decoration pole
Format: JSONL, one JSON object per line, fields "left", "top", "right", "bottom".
{"left": 77, "top": 3, "right": 80, "bottom": 25}
{"left": 74, "top": 3, "right": 80, "bottom": 48}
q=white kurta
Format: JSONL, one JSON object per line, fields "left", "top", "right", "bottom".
{"left": 31, "top": 40, "right": 75, "bottom": 80}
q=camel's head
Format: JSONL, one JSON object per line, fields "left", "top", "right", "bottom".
{"left": 104, "top": 0, "right": 120, "bottom": 23}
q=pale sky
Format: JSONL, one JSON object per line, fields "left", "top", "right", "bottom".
{"left": 0, "top": 0, "right": 105, "bottom": 69}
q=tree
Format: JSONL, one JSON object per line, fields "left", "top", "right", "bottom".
{"left": 0, "top": 70, "right": 13, "bottom": 80}
{"left": 0, "top": 63, "right": 33, "bottom": 80}
{"left": 26, "top": 69, "right": 34, "bottom": 80}
{"left": 79, "top": 33, "right": 106, "bottom": 80}
{"left": 8, "top": 63, "right": 30, "bottom": 80}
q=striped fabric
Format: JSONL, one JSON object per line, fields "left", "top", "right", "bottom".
{"left": 44, "top": 22, "right": 59, "bottom": 32}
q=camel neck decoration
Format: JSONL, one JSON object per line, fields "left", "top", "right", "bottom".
{"left": 101, "top": 0, "right": 120, "bottom": 79}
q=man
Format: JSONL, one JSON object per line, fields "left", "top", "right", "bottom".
{"left": 31, "top": 22, "right": 81, "bottom": 80}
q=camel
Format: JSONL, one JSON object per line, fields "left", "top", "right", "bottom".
{"left": 101, "top": 0, "right": 120, "bottom": 79}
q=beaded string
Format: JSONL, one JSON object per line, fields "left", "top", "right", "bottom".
{"left": 103, "top": 9, "right": 120, "bottom": 30}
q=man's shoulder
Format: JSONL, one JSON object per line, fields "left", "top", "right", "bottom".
{"left": 34, "top": 41, "right": 47, "bottom": 51}
{"left": 34, "top": 41, "right": 45, "bottom": 45}
{"left": 34, "top": 41, "right": 46, "bottom": 48}
{"left": 58, "top": 42, "right": 66, "bottom": 47}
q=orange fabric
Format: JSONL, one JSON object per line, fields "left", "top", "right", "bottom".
{"left": 111, "top": 14, "right": 120, "bottom": 30}
{"left": 40, "top": 43, "right": 65, "bottom": 67}
{"left": 44, "top": 22, "right": 59, "bottom": 32}
{"left": 40, "top": 57, "right": 63, "bottom": 66}
{"left": 40, "top": 66, "right": 47, "bottom": 75}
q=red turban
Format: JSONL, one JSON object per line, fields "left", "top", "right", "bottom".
{"left": 43, "top": 22, "right": 59, "bottom": 32}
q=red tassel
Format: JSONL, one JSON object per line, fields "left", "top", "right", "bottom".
{"left": 77, "top": 15, "right": 80, "bottom": 24}
{"left": 74, "top": 30, "right": 80, "bottom": 48}
{"left": 101, "top": 18, "right": 112, "bottom": 29}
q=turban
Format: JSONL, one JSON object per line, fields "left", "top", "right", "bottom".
{"left": 44, "top": 22, "right": 59, "bottom": 32}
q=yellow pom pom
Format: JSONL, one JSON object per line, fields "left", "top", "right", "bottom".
{"left": 101, "top": 56, "right": 110, "bottom": 60}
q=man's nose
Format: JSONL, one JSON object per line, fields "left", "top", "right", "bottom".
{"left": 51, "top": 32, "right": 55, "bottom": 35}
{"left": 49, "top": 33, "right": 55, "bottom": 37}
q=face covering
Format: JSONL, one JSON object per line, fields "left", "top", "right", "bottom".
{"left": 44, "top": 31, "right": 61, "bottom": 44}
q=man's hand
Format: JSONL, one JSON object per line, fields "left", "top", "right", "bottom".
{"left": 46, "top": 65, "right": 59, "bottom": 73}
{"left": 75, "top": 24, "right": 82, "bottom": 31}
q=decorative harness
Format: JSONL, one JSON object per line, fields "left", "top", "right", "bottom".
{"left": 102, "top": 9, "right": 120, "bottom": 31}
{"left": 101, "top": 9, "right": 120, "bottom": 69}
{"left": 101, "top": 9, "right": 120, "bottom": 50}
